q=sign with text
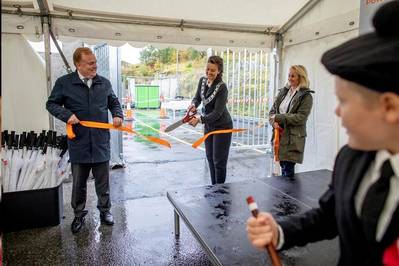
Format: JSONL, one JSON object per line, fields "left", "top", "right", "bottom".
{"left": 359, "top": 0, "right": 393, "bottom": 34}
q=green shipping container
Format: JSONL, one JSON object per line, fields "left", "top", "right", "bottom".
{"left": 135, "top": 85, "right": 160, "bottom": 109}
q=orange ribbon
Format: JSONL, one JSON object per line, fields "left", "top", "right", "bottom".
{"left": 66, "top": 121, "right": 171, "bottom": 148}
{"left": 273, "top": 124, "right": 283, "bottom": 161}
{"left": 192, "top": 129, "right": 246, "bottom": 148}
{"left": 273, "top": 127, "right": 280, "bottom": 161}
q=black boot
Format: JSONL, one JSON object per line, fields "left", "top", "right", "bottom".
{"left": 71, "top": 211, "right": 88, "bottom": 234}
{"left": 100, "top": 211, "right": 114, "bottom": 225}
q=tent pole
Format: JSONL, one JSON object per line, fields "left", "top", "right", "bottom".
{"left": 1, "top": 9, "right": 277, "bottom": 36}
{"left": 43, "top": 17, "right": 54, "bottom": 130}
{"left": 48, "top": 29, "right": 72, "bottom": 74}
{"left": 274, "top": 34, "right": 283, "bottom": 98}
{"left": 37, "top": 0, "right": 54, "bottom": 130}
{"left": 278, "top": 0, "right": 322, "bottom": 35}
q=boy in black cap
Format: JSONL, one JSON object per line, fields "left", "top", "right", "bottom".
{"left": 246, "top": 1, "right": 399, "bottom": 265}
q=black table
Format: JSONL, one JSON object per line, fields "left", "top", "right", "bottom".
{"left": 166, "top": 170, "right": 339, "bottom": 266}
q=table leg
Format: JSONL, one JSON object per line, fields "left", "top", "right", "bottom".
{"left": 174, "top": 210, "right": 180, "bottom": 237}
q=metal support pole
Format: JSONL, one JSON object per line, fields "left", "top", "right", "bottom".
{"left": 48, "top": 29, "right": 72, "bottom": 74}
{"left": 247, "top": 52, "right": 252, "bottom": 145}
{"left": 259, "top": 52, "right": 262, "bottom": 146}
{"left": 254, "top": 51, "right": 258, "bottom": 146}
{"left": 231, "top": 51, "right": 236, "bottom": 145}
{"left": 176, "top": 50, "right": 179, "bottom": 96}
{"left": 174, "top": 210, "right": 180, "bottom": 237}
{"left": 42, "top": 16, "right": 54, "bottom": 130}
{"left": 116, "top": 47, "right": 124, "bottom": 164}
{"left": 275, "top": 34, "right": 284, "bottom": 100}
{"left": 242, "top": 50, "right": 247, "bottom": 145}
{"left": 226, "top": 48, "right": 229, "bottom": 91}
{"left": 237, "top": 52, "right": 242, "bottom": 143}
{"left": 263, "top": 53, "right": 268, "bottom": 146}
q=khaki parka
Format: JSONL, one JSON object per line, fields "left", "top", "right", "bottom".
{"left": 269, "top": 86, "right": 314, "bottom": 163}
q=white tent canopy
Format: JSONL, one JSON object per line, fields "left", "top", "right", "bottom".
{"left": 2, "top": 0, "right": 312, "bottom": 49}
{"left": 49, "top": 0, "right": 307, "bottom": 26}
{"left": 2, "top": 0, "right": 388, "bottom": 172}
{"left": 2, "top": 13, "right": 274, "bottom": 50}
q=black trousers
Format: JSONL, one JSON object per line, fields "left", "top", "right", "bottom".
{"left": 204, "top": 132, "right": 232, "bottom": 185}
{"left": 71, "top": 161, "right": 111, "bottom": 217}
{"left": 280, "top": 161, "right": 296, "bottom": 177}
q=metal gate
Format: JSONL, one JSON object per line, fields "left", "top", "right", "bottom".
{"left": 215, "top": 49, "right": 272, "bottom": 151}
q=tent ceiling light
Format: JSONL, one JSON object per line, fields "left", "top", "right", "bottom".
{"left": 16, "top": 25, "right": 24, "bottom": 30}
{"left": 115, "top": 32, "right": 121, "bottom": 36}
{"left": 68, "top": 28, "right": 75, "bottom": 32}
{"left": 349, "top": 21, "right": 355, "bottom": 26}
{"left": 67, "top": 9, "right": 73, "bottom": 18}
{"left": 156, "top": 35, "right": 162, "bottom": 39}
{"left": 35, "top": 26, "right": 40, "bottom": 39}
{"left": 195, "top": 37, "right": 200, "bottom": 41}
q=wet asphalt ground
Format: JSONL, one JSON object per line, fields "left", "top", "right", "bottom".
{"left": 3, "top": 109, "right": 273, "bottom": 265}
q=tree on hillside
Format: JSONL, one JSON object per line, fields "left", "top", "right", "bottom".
{"left": 139, "top": 46, "right": 206, "bottom": 66}
{"left": 187, "top": 48, "right": 206, "bottom": 60}
{"left": 158, "top": 48, "right": 175, "bottom": 64}
{"left": 139, "top": 46, "right": 159, "bottom": 66}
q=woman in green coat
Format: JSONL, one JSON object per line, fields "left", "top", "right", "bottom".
{"left": 269, "top": 65, "right": 314, "bottom": 177}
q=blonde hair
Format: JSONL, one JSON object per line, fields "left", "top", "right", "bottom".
{"left": 289, "top": 65, "right": 310, "bottom": 89}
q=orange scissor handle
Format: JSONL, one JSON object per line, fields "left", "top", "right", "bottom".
{"left": 182, "top": 108, "right": 197, "bottom": 123}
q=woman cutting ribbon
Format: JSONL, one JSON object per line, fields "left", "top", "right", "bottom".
{"left": 188, "top": 55, "right": 233, "bottom": 185}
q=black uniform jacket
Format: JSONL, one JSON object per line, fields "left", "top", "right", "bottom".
{"left": 279, "top": 145, "right": 399, "bottom": 266}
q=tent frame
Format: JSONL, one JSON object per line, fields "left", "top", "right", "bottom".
{"left": 2, "top": 0, "right": 323, "bottom": 131}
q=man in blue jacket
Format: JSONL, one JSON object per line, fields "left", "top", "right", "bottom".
{"left": 46, "top": 47, "right": 123, "bottom": 234}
